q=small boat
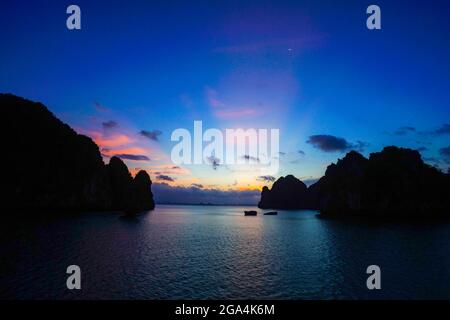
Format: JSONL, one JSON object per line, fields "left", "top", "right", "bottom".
{"left": 264, "top": 211, "right": 278, "bottom": 215}
{"left": 244, "top": 210, "right": 257, "bottom": 216}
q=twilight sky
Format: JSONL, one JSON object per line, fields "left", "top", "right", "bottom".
{"left": 1, "top": 0, "right": 449, "bottom": 204}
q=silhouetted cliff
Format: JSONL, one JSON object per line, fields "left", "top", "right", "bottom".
{"left": 258, "top": 175, "right": 310, "bottom": 209}
{"left": 108, "top": 156, "right": 134, "bottom": 210}
{"left": 259, "top": 147, "right": 450, "bottom": 217}
{"left": 308, "top": 150, "right": 369, "bottom": 214}
{"left": 129, "top": 170, "right": 155, "bottom": 212}
{"left": 1, "top": 94, "right": 154, "bottom": 213}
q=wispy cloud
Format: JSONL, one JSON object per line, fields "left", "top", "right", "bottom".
{"left": 393, "top": 123, "right": 450, "bottom": 136}
{"left": 156, "top": 174, "right": 175, "bottom": 182}
{"left": 84, "top": 130, "right": 155, "bottom": 165}
{"left": 115, "top": 154, "right": 150, "bottom": 161}
{"left": 257, "top": 175, "right": 276, "bottom": 182}
{"left": 147, "top": 165, "right": 191, "bottom": 176}
{"left": 102, "top": 120, "right": 118, "bottom": 129}
{"left": 433, "top": 124, "right": 450, "bottom": 135}
{"left": 105, "top": 147, "right": 147, "bottom": 155}
{"left": 241, "top": 155, "right": 260, "bottom": 163}
{"left": 90, "top": 132, "right": 133, "bottom": 148}
{"left": 394, "top": 126, "right": 416, "bottom": 135}
{"left": 207, "top": 156, "right": 221, "bottom": 170}
{"left": 206, "top": 87, "right": 260, "bottom": 119}
{"left": 140, "top": 130, "right": 162, "bottom": 141}
{"left": 307, "top": 135, "right": 368, "bottom": 153}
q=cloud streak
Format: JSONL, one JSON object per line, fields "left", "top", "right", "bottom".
{"left": 207, "top": 156, "right": 221, "bottom": 170}
{"left": 257, "top": 175, "right": 276, "bottom": 182}
{"left": 394, "top": 126, "right": 416, "bottom": 135}
{"left": 307, "top": 135, "right": 368, "bottom": 153}
{"left": 434, "top": 124, "right": 450, "bottom": 135}
{"left": 90, "top": 132, "right": 133, "bottom": 148}
{"left": 102, "top": 120, "right": 118, "bottom": 129}
{"left": 140, "top": 130, "right": 162, "bottom": 141}
{"left": 387, "top": 124, "right": 450, "bottom": 137}
{"left": 242, "top": 155, "right": 260, "bottom": 163}
{"left": 156, "top": 174, "right": 175, "bottom": 182}
{"left": 115, "top": 154, "right": 150, "bottom": 161}
{"left": 206, "top": 87, "right": 260, "bottom": 119}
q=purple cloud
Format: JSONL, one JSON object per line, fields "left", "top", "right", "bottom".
{"left": 115, "top": 154, "right": 149, "bottom": 161}
{"left": 257, "top": 175, "right": 276, "bottom": 182}
{"left": 156, "top": 175, "right": 175, "bottom": 182}
{"left": 307, "top": 135, "right": 368, "bottom": 153}
{"left": 140, "top": 130, "right": 162, "bottom": 141}
{"left": 207, "top": 156, "right": 221, "bottom": 170}
{"left": 434, "top": 124, "right": 450, "bottom": 135}
{"left": 102, "top": 120, "right": 118, "bottom": 129}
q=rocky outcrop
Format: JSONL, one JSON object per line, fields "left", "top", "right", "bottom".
{"left": 258, "top": 175, "right": 310, "bottom": 209}
{"left": 316, "top": 146, "right": 450, "bottom": 216}
{"left": 1, "top": 93, "right": 155, "bottom": 213}
{"left": 258, "top": 147, "right": 450, "bottom": 217}
{"left": 308, "top": 150, "right": 369, "bottom": 214}
{"left": 129, "top": 170, "right": 155, "bottom": 212}
{"left": 108, "top": 156, "right": 134, "bottom": 210}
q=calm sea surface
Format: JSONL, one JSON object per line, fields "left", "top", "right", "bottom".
{"left": 1, "top": 205, "right": 450, "bottom": 299}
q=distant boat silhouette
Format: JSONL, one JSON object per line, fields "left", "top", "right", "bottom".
{"left": 244, "top": 210, "right": 257, "bottom": 216}
{"left": 264, "top": 211, "right": 278, "bottom": 215}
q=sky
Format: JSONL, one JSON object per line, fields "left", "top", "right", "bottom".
{"left": 1, "top": 0, "right": 449, "bottom": 204}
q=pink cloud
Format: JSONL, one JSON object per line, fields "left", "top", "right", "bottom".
{"left": 89, "top": 131, "right": 133, "bottom": 148}
{"left": 102, "top": 146, "right": 148, "bottom": 156}
{"left": 147, "top": 165, "right": 191, "bottom": 176}
{"left": 215, "top": 108, "right": 258, "bottom": 119}
{"left": 205, "top": 87, "right": 261, "bottom": 119}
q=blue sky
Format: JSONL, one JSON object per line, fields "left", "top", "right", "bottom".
{"left": 1, "top": 0, "right": 449, "bottom": 203}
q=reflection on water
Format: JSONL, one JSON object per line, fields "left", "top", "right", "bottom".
{"left": 1, "top": 205, "right": 450, "bottom": 299}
